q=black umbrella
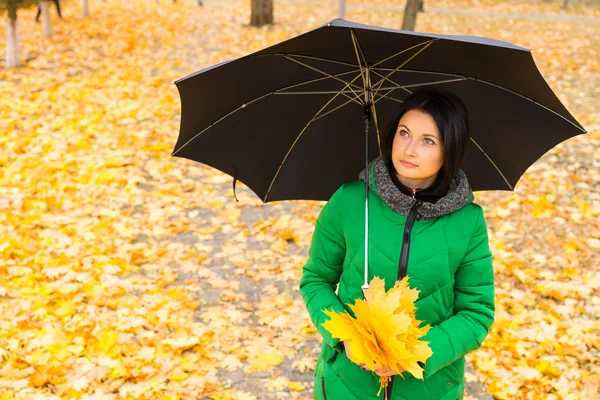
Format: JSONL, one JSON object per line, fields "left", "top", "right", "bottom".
{"left": 172, "top": 18, "right": 586, "bottom": 202}
{"left": 171, "top": 18, "right": 587, "bottom": 287}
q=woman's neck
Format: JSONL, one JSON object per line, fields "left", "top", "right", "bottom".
{"left": 395, "top": 173, "right": 437, "bottom": 190}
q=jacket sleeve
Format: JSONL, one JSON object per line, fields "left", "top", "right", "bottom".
{"left": 299, "top": 185, "right": 347, "bottom": 353}
{"left": 420, "top": 207, "right": 495, "bottom": 379}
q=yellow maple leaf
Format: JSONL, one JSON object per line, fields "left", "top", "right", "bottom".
{"left": 97, "top": 330, "right": 119, "bottom": 356}
{"left": 53, "top": 299, "right": 76, "bottom": 319}
{"left": 221, "top": 355, "right": 243, "bottom": 371}
{"left": 288, "top": 381, "right": 306, "bottom": 391}
{"left": 291, "top": 356, "right": 316, "bottom": 372}
{"left": 322, "top": 276, "right": 432, "bottom": 395}
{"left": 265, "top": 376, "right": 289, "bottom": 391}
{"left": 246, "top": 348, "right": 284, "bottom": 372}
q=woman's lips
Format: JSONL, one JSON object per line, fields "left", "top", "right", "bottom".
{"left": 400, "top": 160, "right": 418, "bottom": 168}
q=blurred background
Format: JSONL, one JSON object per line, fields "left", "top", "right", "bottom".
{"left": 0, "top": 0, "right": 598, "bottom": 399}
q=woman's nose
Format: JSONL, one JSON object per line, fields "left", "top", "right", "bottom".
{"left": 405, "top": 140, "right": 418, "bottom": 155}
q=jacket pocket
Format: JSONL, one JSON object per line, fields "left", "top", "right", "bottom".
{"left": 321, "top": 376, "right": 328, "bottom": 400}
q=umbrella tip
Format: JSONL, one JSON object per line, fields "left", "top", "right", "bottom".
{"left": 326, "top": 18, "right": 343, "bottom": 27}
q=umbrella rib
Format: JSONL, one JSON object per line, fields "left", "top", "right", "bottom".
{"left": 372, "top": 67, "right": 585, "bottom": 132}
{"left": 370, "top": 69, "right": 413, "bottom": 97}
{"left": 372, "top": 41, "right": 436, "bottom": 99}
{"left": 369, "top": 69, "right": 409, "bottom": 104}
{"left": 275, "top": 89, "right": 411, "bottom": 100}
{"left": 284, "top": 55, "right": 363, "bottom": 103}
{"left": 374, "top": 89, "right": 404, "bottom": 104}
{"left": 373, "top": 67, "right": 464, "bottom": 77}
{"left": 371, "top": 39, "right": 439, "bottom": 69}
{"left": 312, "top": 98, "right": 354, "bottom": 122}
{"left": 262, "top": 102, "right": 339, "bottom": 202}
{"left": 375, "top": 80, "right": 467, "bottom": 91}
{"left": 172, "top": 91, "right": 273, "bottom": 156}
{"left": 264, "top": 74, "right": 364, "bottom": 201}
{"left": 276, "top": 69, "right": 365, "bottom": 104}
{"left": 370, "top": 70, "right": 465, "bottom": 104}
{"left": 370, "top": 78, "right": 469, "bottom": 104}
{"left": 471, "top": 78, "right": 587, "bottom": 133}
{"left": 173, "top": 71, "right": 367, "bottom": 155}
{"left": 470, "top": 137, "right": 513, "bottom": 190}
{"left": 276, "top": 90, "right": 363, "bottom": 95}
{"left": 371, "top": 67, "right": 468, "bottom": 98}
{"left": 383, "top": 69, "right": 585, "bottom": 132}
{"left": 350, "top": 29, "right": 369, "bottom": 105}
{"left": 275, "top": 69, "right": 361, "bottom": 94}
{"left": 255, "top": 53, "right": 359, "bottom": 68}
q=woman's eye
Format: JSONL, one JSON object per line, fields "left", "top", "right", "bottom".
{"left": 399, "top": 130, "right": 409, "bottom": 137}
{"left": 424, "top": 138, "right": 435, "bottom": 145}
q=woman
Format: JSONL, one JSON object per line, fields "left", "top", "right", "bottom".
{"left": 299, "top": 89, "right": 495, "bottom": 400}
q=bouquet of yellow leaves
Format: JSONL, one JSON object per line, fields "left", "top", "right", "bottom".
{"left": 322, "top": 276, "right": 433, "bottom": 396}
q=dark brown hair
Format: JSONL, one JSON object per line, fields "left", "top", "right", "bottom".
{"left": 381, "top": 88, "right": 470, "bottom": 188}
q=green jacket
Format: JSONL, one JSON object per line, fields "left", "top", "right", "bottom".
{"left": 299, "top": 157, "right": 495, "bottom": 400}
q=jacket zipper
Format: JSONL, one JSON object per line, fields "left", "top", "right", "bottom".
{"left": 385, "top": 376, "right": 395, "bottom": 399}
{"left": 398, "top": 201, "right": 422, "bottom": 280}
{"left": 321, "top": 377, "right": 328, "bottom": 400}
{"left": 387, "top": 200, "right": 421, "bottom": 400}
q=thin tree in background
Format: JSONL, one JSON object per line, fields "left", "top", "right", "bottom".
{"left": 83, "top": 0, "right": 89, "bottom": 16}
{"left": 402, "top": 0, "right": 422, "bottom": 31}
{"left": 250, "top": 0, "right": 273, "bottom": 27}
{"left": 6, "top": 0, "right": 20, "bottom": 67}
{"left": 40, "top": 0, "right": 53, "bottom": 37}
{"left": 35, "top": 0, "right": 61, "bottom": 22}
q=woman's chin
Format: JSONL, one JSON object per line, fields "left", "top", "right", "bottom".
{"left": 396, "top": 168, "right": 421, "bottom": 180}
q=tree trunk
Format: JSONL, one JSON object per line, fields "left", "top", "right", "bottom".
{"left": 83, "top": 0, "right": 90, "bottom": 16}
{"left": 402, "top": 0, "right": 419, "bottom": 31}
{"left": 339, "top": 0, "right": 345, "bottom": 19}
{"left": 418, "top": 0, "right": 424, "bottom": 12}
{"left": 6, "top": 0, "right": 20, "bottom": 68}
{"left": 250, "top": 0, "right": 273, "bottom": 27}
{"left": 563, "top": 0, "right": 571, "bottom": 9}
{"left": 41, "top": 0, "right": 53, "bottom": 38}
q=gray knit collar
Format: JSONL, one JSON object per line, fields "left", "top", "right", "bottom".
{"left": 358, "top": 157, "right": 473, "bottom": 219}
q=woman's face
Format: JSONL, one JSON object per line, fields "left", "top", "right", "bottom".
{"left": 391, "top": 109, "right": 444, "bottom": 190}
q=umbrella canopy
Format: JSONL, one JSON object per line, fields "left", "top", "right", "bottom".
{"left": 172, "top": 18, "right": 586, "bottom": 202}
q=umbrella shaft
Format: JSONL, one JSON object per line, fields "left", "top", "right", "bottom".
{"left": 363, "top": 103, "right": 371, "bottom": 290}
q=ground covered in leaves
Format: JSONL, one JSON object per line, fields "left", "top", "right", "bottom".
{"left": 0, "top": 0, "right": 598, "bottom": 399}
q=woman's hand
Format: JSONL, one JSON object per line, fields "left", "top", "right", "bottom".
{"left": 342, "top": 342, "right": 404, "bottom": 376}
{"left": 374, "top": 365, "right": 404, "bottom": 377}
{"left": 342, "top": 341, "right": 355, "bottom": 361}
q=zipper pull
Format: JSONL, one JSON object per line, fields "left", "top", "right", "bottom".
{"left": 415, "top": 201, "right": 422, "bottom": 220}
{"left": 409, "top": 188, "right": 418, "bottom": 198}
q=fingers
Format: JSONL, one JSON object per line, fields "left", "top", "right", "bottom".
{"left": 373, "top": 367, "right": 403, "bottom": 377}
{"left": 375, "top": 370, "right": 397, "bottom": 377}
{"left": 357, "top": 364, "right": 404, "bottom": 377}
{"left": 358, "top": 365, "right": 390, "bottom": 373}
